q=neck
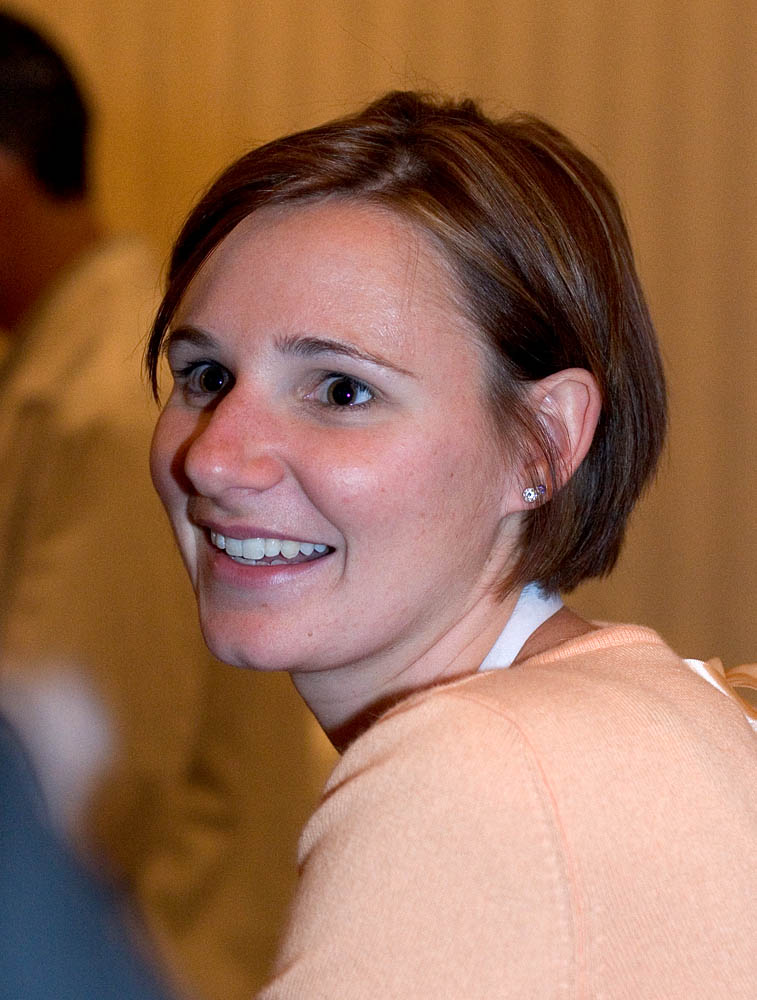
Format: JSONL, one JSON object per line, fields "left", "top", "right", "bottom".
{"left": 513, "top": 605, "right": 597, "bottom": 664}
{"left": 294, "top": 588, "right": 597, "bottom": 753}
{"left": 291, "top": 587, "right": 522, "bottom": 752}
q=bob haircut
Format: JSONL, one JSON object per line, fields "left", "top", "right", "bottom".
{"left": 146, "top": 91, "right": 667, "bottom": 594}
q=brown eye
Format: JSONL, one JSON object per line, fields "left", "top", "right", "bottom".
{"left": 176, "top": 360, "right": 234, "bottom": 404}
{"left": 324, "top": 375, "right": 373, "bottom": 407}
{"left": 197, "top": 363, "right": 229, "bottom": 394}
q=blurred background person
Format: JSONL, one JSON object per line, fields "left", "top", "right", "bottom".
{"left": 0, "top": 11, "right": 324, "bottom": 998}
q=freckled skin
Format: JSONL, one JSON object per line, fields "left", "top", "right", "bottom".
{"left": 150, "top": 200, "right": 525, "bottom": 735}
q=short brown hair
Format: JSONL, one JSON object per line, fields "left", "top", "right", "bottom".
{"left": 146, "top": 91, "right": 666, "bottom": 593}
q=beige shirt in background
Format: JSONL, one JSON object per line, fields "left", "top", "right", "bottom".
{"left": 261, "top": 624, "right": 757, "bottom": 999}
{"left": 0, "top": 237, "right": 326, "bottom": 1000}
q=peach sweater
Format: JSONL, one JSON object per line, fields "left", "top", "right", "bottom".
{"left": 259, "top": 625, "right": 757, "bottom": 998}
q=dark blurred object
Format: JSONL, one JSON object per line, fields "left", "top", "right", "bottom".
{"left": 0, "top": 711, "right": 177, "bottom": 1000}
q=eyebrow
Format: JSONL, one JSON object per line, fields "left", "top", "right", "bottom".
{"left": 165, "top": 326, "right": 415, "bottom": 378}
{"left": 274, "top": 333, "right": 415, "bottom": 378}
{"left": 163, "top": 326, "right": 216, "bottom": 354}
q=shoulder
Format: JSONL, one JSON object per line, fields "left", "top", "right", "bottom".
{"left": 272, "top": 627, "right": 757, "bottom": 998}
{"left": 55, "top": 237, "right": 159, "bottom": 322}
{"left": 317, "top": 623, "right": 754, "bottom": 850}
{"left": 274, "top": 626, "right": 757, "bottom": 998}
{"left": 9, "top": 237, "right": 159, "bottom": 417}
{"left": 277, "top": 627, "right": 676, "bottom": 997}
{"left": 282, "top": 669, "right": 581, "bottom": 998}
{"left": 332, "top": 624, "right": 687, "bottom": 768}
{"left": 440, "top": 622, "right": 749, "bottom": 745}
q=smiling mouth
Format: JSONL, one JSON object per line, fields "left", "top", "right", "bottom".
{"left": 210, "top": 531, "right": 331, "bottom": 566}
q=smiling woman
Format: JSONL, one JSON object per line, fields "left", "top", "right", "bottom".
{"left": 150, "top": 199, "right": 533, "bottom": 733}
{"left": 147, "top": 92, "right": 757, "bottom": 997}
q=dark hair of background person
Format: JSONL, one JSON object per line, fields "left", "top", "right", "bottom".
{"left": 146, "top": 90, "right": 667, "bottom": 595}
{"left": 0, "top": 9, "right": 89, "bottom": 199}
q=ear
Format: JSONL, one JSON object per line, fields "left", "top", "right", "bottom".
{"left": 502, "top": 368, "right": 602, "bottom": 514}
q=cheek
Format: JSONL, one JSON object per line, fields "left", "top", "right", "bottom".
{"left": 149, "top": 408, "right": 189, "bottom": 510}
{"left": 405, "top": 422, "right": 507, "bottom": 552}
{"left": 304, "top": 422, "right": 502, "bottom": 549}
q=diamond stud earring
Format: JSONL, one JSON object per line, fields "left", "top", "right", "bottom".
{"left": 522, "top": 484, "right": 547, "bottom": 503}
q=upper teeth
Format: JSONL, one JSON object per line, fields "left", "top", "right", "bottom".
{"left": 210, "top": 532, "right": 328, "bottom": 561}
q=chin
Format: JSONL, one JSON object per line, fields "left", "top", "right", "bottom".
{"left": 198, "top": 615, "right": 308, "bottom": 673}
{"left": 202, "top": 631, "right": 279, "bottom": 672}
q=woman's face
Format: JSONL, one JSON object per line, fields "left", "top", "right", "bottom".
{"left": 151, "top": 200, "right": 522, "bottom": 681}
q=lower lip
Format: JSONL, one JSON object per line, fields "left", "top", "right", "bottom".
{"left": 203, "top": 543, "right": 332, "bottom": 589}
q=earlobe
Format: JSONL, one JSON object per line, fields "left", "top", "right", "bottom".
{"left": 504, "top": 368, "right": 602, "bottom": 514}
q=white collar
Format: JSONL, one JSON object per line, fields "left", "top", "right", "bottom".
{"left": 479, "top": 582, "right": 563, "bottom": 672}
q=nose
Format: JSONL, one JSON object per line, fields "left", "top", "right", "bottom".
{"left": 183, "top": 391, "right": 286, "bottom": 498}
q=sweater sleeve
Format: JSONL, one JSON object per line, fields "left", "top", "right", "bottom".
{"left": 258, "top": 687, "right": 580, "bottom": 1000}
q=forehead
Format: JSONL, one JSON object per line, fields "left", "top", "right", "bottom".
{"left": 174, "top": 198, "right": 480, "bottom": 360}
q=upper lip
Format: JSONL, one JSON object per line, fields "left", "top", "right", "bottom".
{"left": 188, "top": 499, "right": 333, "bottom": 545}
{"left": 195, "top": 518, "right": 329, "bottom": 545}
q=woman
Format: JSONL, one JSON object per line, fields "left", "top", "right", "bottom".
{"left": 148, "top": 92, "right": 757, "bottom": 997}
